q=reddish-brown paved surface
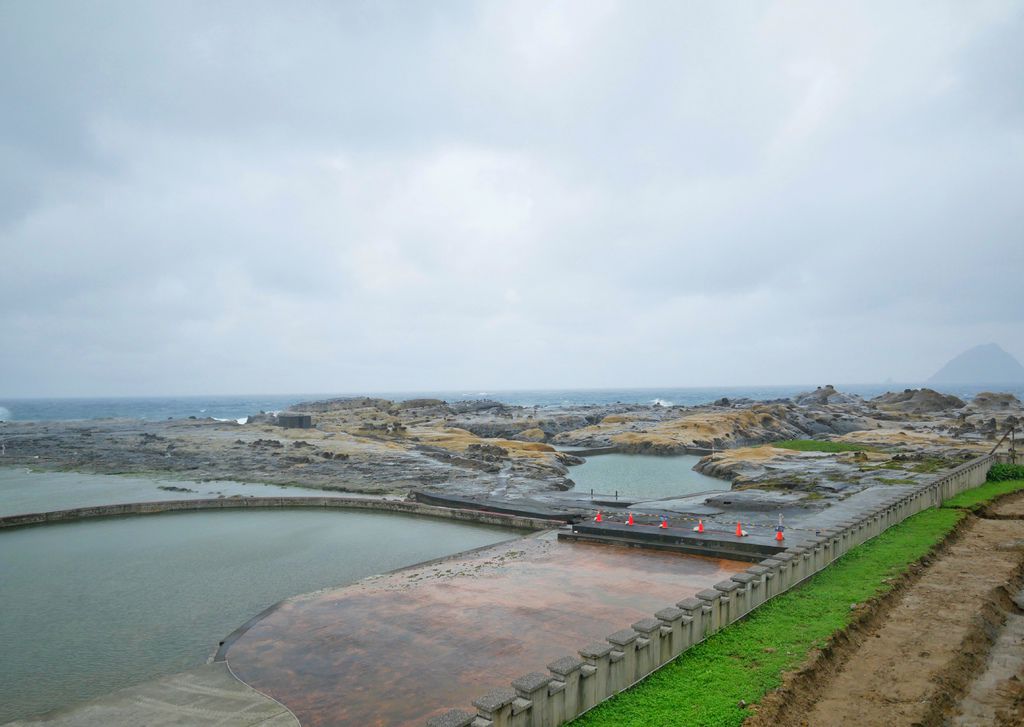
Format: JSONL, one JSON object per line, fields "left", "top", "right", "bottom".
{"left": 225, "top": 533, "right": 746, "bottom": 726}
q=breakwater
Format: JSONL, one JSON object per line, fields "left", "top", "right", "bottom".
{"left": 425, "top": 452, "right": 1009, "bottom": 727}
{"left": 0, "top": 496, "right": 559, "bottom": 532}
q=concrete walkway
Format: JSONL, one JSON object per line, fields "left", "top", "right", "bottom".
{"left": 222, "top": 531, "right": 746, "bottom": 726}
{"left": 7, "top": 662, "right": 297, "bottom": 727}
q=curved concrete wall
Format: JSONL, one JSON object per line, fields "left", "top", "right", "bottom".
{"left": 426, "top": 452, "right": 1005, "bottom": 727}
{"left": 0, "top": 496, "right": 558, "bottom": 532}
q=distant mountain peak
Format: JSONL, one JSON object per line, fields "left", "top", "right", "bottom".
{"left": 928, "top": 343, "right": 1024, "bottom": 384}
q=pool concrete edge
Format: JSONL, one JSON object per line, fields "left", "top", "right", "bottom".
{"left": 0, "top": 496, "right": 563, "bottom": 532}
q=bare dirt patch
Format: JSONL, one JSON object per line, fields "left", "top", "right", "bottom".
{"left": 747, "top": 493, "right": 1024, "bottom": 727}
{"left": 989, "top": 494, "right": 1024, "bottom": 520}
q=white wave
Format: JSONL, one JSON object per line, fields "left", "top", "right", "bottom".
{"left": 0, "top": 406, "right": 10, "bottom": 421}
{"left": 212, "top": 417, "right": 248, "bottom": 425}
{"left": 650, "top": 398, "right": 673, "bottom": 407}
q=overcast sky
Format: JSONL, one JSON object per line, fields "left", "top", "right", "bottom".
{"left": 1, "top": 1, "right": 1022, "bottom": 397}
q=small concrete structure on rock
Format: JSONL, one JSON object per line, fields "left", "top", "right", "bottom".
{"left": 276, "top": 413, "right": 312, "bottom": 429}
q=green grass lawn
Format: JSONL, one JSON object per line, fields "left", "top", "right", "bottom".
{"left": 771, "top": 439, "right": 877, "bottom": 453}
{"left": 943, "top": 477, "right": 1024, "bottom": 510}
{"left": 570, "top": 479, "right": 1024, "bottom": 727}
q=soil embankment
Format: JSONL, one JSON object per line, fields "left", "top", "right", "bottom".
{"left": 747, "top": 492, "right": 1024, "bottom": 727}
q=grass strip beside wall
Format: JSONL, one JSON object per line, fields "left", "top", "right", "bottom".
{"left": 571, "top": 480, "right": 1024, "bottom": 727}
{"left": 942, "top": 477, "right": 1024, "bottom": 510}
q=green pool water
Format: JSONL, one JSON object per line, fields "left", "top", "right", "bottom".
{"left": 566, "top": 453, "right": 728, "bottom": 501}
{"left": 0, "top": 466, "right": 333, "bottom": 517}
{"left": 0, "top": 506, "right": 513, "bottom": 723}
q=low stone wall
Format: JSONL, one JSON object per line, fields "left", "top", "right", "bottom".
{"left": 427, "top": 453, "right": 1001, "bottom": 727}
{"left": 0, "top": 497, "right": 558, "bottom": 532}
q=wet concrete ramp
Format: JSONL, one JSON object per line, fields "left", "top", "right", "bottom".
{"left": 222, "top": 533, "right": 746, "bottom": 726}
{"left": 8, "top": 662, "right": 296, "bottom": 727}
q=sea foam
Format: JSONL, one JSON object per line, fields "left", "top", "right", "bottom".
{"left": 212, "top": 417, "right": 248, "bottom": 425}
{"left": 0, "top": 406, "right": 10, "bottom": 422}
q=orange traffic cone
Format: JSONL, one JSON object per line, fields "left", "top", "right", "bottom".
{"left": 735, "top": 522, "right": 748, "bottom": 537}
{"left": 594, "top": 511, "right": 602, "bottom": 523}
{"left": 659, "top": 518, "right": 668, "bottom": 529}
{"left": 693, "top": 519, "right": 704, "bottom": 533}
{"left": 627, "top": 512, "right": 635, "bottom": 526}
{"left": 775, "top": 528, "right": 784, "bottom": 542}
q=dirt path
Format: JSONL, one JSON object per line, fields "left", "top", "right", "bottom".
{"left": 748, "top": 493, "right": 1024, "bottom": 727}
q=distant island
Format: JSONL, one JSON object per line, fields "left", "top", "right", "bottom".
{"left": 929, "top": 343, "right": 1024, "bottom": 384}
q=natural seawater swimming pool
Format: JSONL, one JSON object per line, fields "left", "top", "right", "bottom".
{"left": 0, "top": 506, "right": 514, "bottom": 723}
{"left": 0, "top": 459, "right": 728, "bottom": 723}
{"left": 564, "top": 453, "right": 729, "bottom": 501}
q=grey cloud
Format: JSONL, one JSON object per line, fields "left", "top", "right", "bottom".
{"left": 1, "top": 0, "right": 1022, "bottom": 396}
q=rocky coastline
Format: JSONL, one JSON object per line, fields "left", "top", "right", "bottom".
{"left": 0, "top": 386, "right": 1019, "bottom": 504}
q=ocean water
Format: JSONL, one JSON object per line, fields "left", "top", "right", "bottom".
{"left": 2, "top": 383, "right": 1021, "bottom": 422}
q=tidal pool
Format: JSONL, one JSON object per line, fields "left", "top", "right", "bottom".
{"left": 566, "top": 453, "right": 728, "bottom": 501}
{"left": 0, "top": 508, "right": 514, "bottom": 723}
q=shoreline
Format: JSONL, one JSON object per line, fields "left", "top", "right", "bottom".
{"left": 2, "top": 386, "right": 1019, "bottom": 532}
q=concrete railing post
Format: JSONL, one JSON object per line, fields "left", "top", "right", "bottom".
{"left": 695, "top": 589, "right": 724, "bottom": 633}
{"left": 510, "top": 672, "right": 552, "bottom": 727}
{"left": 713, "top": 580, "right": 741, "bottom": 625}
{"left": 547, "top": 656, "right": 583, "bottom": 723}
{"left": 577, "top": 642, "right": 612, "bottom": 708}
{"left": 810, "top": 538, "right": 826, "bottom": 573}
{"left": 631, "top": 618, "right": 663, "bottom": 678}
{"left": 827, "top": 530, "right": 840, "bottom": 564}
{"left": 759, "top": 559, "right": 782, "bottom": 599}
{"left": 655, "top": 606, "right": 686, "bottom": 661}
{"left": 833, "top": 524, "right": 850, "bottom": 559}
{"left": 730, "top": 573, "right": 757, "bottom": 617}
{"left": 676, "top": 597, "right": 705, "bottom": 642}
{"left": 787, "top": 546, "right": 809, "bottom": 582}
{"left": 426, "top": 709, "right": 477, "bottom": 727}
{"left": 773, "top": 552, "right": 795, "bottom": 590}
{"left": 852, "top": 519, "right": 865, "bottom": 546}
{"left": 743, "top": 565, "right": 768, "bottom": 609}
{"left": 605, "top": 629, "right": 639, "bottom": 694}
{"left": 472, "top": 688, "right": 518, "bottom": 727}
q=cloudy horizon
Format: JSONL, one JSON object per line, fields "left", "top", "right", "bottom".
{"left": 2, "top": 1, "right": 1022, "bottom": 398}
